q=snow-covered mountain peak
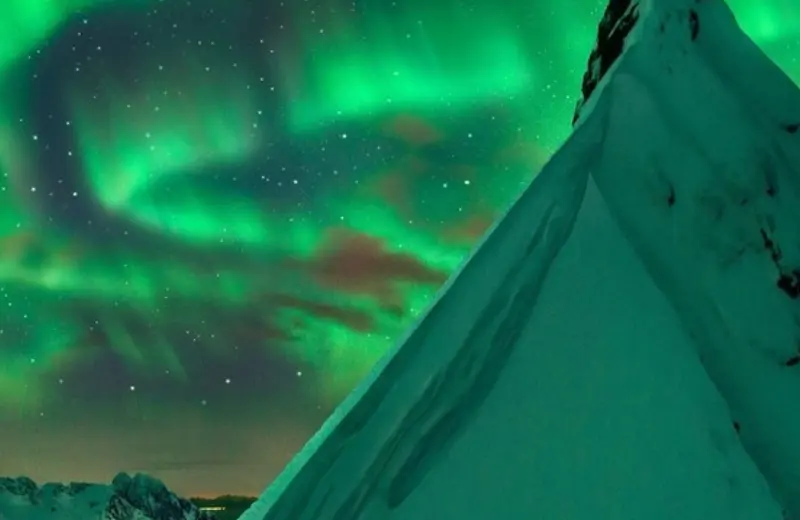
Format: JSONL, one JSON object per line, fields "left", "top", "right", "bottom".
{"left": 235, "top": 0, "right": 800, "bottom": 519}
{"left": 0, "top": 473, "right": 214, "bottom": 520}
{"left": 573, "top": 0, "right": 800, "bottom": 126}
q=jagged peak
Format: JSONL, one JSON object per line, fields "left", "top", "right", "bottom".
{"left": 572, "top": 0, "right": 740, "bottom": 125}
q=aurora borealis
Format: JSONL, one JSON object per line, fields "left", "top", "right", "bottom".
{"left": 1, "top": 0, "right": 798, "bottom": 498}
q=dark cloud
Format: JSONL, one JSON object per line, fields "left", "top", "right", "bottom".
{"left": 382, "top": 113, "right": 443, "bottom": 146}
{"left": 441, "top": 213, "right": 495, "bottom": 244}
{"left": 55, "top": 300, "right": 306, "bottom": 406}
{"left": 287, "top": 229, "right": 448, "bottom": 301}
{"left": 271, "top": 294, "right": 374, "bottom": 332}
{"left": 362, "top": 156, "right": 429, "bottom": 218}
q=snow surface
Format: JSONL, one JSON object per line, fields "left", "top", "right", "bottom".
{"left": 241, "top": 0, "right": 800, "bottom": 518}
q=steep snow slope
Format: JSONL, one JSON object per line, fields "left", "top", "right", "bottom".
{"left": 0, "top": 473, "right": 213, "bottom": 520}
{"left": 241, "top": 0, "right": 800, "bottom": 519}
{"left": 572, "top": 0, "right": 800, "bottom": 515}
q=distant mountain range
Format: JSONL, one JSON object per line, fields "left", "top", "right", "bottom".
{"left": 0, "top": 472, "right": 222, "bottom": 520}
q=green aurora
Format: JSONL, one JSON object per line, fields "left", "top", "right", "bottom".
{"left": 1, "top": 0, "right": 799, "bottom": 411}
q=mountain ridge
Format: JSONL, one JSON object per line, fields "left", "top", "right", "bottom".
{"left": 239, "top": 0, "right": 800, "bottom": 518}
{"left": 0, "top": 472, "right": 215, "bottom": 520}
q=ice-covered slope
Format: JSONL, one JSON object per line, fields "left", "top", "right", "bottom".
{"left": 0, "top": 473, "right": 214, "bottom": 520}
{"left": 241, "top": 0, "right": 800, "bottom": 519}
{"left": 572, "top": 0, "right": 800, "bottom": 515}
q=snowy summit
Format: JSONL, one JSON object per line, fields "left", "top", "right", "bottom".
{"left": 0, "top": 473, "right": 214, "bottom": 520}
{"left": 238, "top": 0, "right": 800, "bottom": 519}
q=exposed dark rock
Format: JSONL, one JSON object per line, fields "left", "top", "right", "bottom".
{"left": 688, "top": 9, "right": 700, "bottom": 40}
{"left": 573, "top": 0, "right": 639, "bottom": 123}
{"left": 782, "top": 123, "right": 799, "bottom": 134}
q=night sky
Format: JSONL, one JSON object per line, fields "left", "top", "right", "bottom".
{"left": 0, "top": 0, "right": 798, "bottom": 499}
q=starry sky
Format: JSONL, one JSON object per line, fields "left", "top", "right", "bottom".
{"left": 0, "top": 0, "right": 798, "bottom": 499}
